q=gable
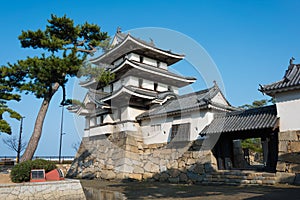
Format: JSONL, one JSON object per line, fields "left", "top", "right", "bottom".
{"left": 211, "top": 91, "right": 230, "bottom": 106}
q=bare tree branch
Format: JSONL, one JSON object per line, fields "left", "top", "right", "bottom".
{"left": 3, "top": 136, "right": 27, "bottom": 153}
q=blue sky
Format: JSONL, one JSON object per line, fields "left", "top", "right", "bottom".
{"left": 1, "top": 0, "right": 300, "bottom": 157}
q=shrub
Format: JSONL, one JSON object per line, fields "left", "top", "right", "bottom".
{"left": 10, "top": 160, "right": 32, "bottom": 183}
{"left": 30, "top": 159, "right": 57, "bottom": 172}
{"left": 10, "top": 159, "right": 57, "bottom": 183}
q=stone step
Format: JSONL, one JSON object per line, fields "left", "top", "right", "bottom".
{"left": 203, "top": 171, "right": 277, "bottom": 185}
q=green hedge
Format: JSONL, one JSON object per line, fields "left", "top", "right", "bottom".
{"left": 10, "top": 159, "right": 57, "bottom": 183}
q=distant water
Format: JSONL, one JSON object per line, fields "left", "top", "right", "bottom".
{"left": 83, "top": 187, "right": 126, "bottom": 200}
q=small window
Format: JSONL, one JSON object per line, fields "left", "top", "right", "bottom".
{"left": 170, "top": 123, "right": 190, "bottom": 142}
{"left": 151, "top": 124, "right": 161, "bottom": 132}
{"left": 96, "top": 115, "right": 104, "bottom": 125}
{"left": 154, "top": 83, "right": 158, "bottom": 91}
{"left": 140, "top": 56, "right": 144, "bottom": 63}
{"left": 170, "top": 124, "right": 179, "bottom": 141}
{"left": 156, "top": 124, "right": 161, "bottom": 131}
{"left": 139, "top": 79, "right": 143, "bottom": 88}
{"left": 85, "top": 117, "right": 90, "bottom": 129}
{"left": 156, "top": 61, "right": 160, "bottom": 67}
{"left": 119, "top": 109, "right": 122, "bottom": 121}
{"left": 96, "top": 116, "right": 101, "bottom": 125}
{"left": 90, "top": 117, "right": 96, "bottom": 126}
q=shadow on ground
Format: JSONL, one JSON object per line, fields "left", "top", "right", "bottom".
{"left": 81, "top": 179, "right": 300, "bottom": 200}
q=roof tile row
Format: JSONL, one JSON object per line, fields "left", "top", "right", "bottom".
{"left": 200, "top": 105, "right": 277, "bottom": 135}
{"left": 261, "top": 64, "right": 300, "bottom": 95}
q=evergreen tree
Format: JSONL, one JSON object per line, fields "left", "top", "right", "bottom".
{"left": 239, "top": 98, "right": 275, "bottom": 156}
{"left": 238, "top": 98, "right": 275, "bottom": 110}
{"left": 1, "top": 15, "right": 113, "bottom": 161}
{"left": 0, "top": 69, "right": 21, "bottom": 134}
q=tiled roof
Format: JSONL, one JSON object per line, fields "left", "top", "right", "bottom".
{"left": 114, "top": 32, "right": 155, "bottom": 47}
{"left": 200, "top": 105, "right": 277, "bottom": 135}
{"left": 111, "top": 59, "right": 196, "bottom": 88}
{"left": 137, "top": 84, "right": 235, "bottom": 120}
{"left": 130, "top": 60, "right": 196, "bottom": 81}
{"left": 124, "top": 85, "right": 158, "bottom": 97}
{"left": 260, "top": 64, "right": 300, "bottom": 95}
{"left": 90, "top": 33, "right": 184, "bottom": 66}
{"left": 100, "top": 85, "right": 158, "bottom": 102}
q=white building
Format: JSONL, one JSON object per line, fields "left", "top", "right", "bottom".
{"left": 67, "top": 31, "right": 299, "bottom": 184}
{"left": 69, "top": 29, "right": 236, "bottom": 144}
{"left": 260, "top": 58, "right": 300, "bottom": 174}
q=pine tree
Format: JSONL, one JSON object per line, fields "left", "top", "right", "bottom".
{"left": 1, "top": 15, "right": 113, "bottom": 161}
{"left": 0, "top": 68, "right": 22, "bottom": 134}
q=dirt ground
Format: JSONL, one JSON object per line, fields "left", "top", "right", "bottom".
{"left": 2, "top": 173, "right": 300, "bottom": 199}
{"left": 0, "top": 174, "right": 13, "bottom": 184}
{"left": 81, "top": 179, "right": 300, "bottom": 200}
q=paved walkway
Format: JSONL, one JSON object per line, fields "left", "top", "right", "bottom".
{"left": 81, "top": 180, "right": 300, "bottom": 200}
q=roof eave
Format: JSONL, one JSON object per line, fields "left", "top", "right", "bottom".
{"left": 90, "top": 34, "right": 184, "bottom": 65}
{"left": 112, "top": 59, "right": 196, "bottom": 87}
{"left": 262, "top": 85, "right": 300, "bottom": 96}
{"left": 101, "top": 86, "right": 157, "bottom": 102}
{"left": 137, "top": 103, "right": 211, "bottom": 121}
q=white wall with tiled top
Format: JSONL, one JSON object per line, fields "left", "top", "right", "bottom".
{"left": 141, "top": 110, "right": 214, "bottom": 144}
{"left": 275, "top": 90, "right": 300, "bottom": 131}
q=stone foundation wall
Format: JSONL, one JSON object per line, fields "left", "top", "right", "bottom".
{"left": 67, "top": 131, "right": 300, "bottom": 185}
{"left": 277, "top": 131, "right": 300, "bottom": 173}
{"left": 0, "top": 179, "right": 85, "bottom": 200}
{"left": 67, "top": 132, "right": 218, "bottom": 183}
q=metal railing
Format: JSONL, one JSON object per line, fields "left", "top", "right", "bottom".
{"left": 0, "top": 156, "right": 74, "bottom": 162}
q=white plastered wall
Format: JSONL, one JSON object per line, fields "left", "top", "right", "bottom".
{"left": 143, "top": 57, "right": 157, "bottom": 67}
{"left": 157, "top": 83, "right": 168, "bottom": 92}
{"left": 113, "top": 81, "right": 122, "bottom": 91}
{"left": 125, "top": 76, "right": 139, "bottom": 87}
{"left": 141, "top": 109, "right": 214, "bottom": 144}
{"left": 142, "top": 79, "right": 154, "bottom": 90}
{"left": 275, "top": 90, "right": 300, "bottom": 132}
{"left": 127, "top": 53, "right": 140, "bottom": 62}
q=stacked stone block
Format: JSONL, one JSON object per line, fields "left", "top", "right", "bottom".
{"left": 0, "top": 180, "right": 85, "bottom": 200}
{"left": 67, "top": 132, "right": 218, "bottom": 183}
{"left": 67, "top": 131, "right": 300, "bottom": 185}
{"left": 277, "top": 131, "right": 300, "bottom": 173}
{"left": 276, "top": 130, "right": 300, "bottom": 185}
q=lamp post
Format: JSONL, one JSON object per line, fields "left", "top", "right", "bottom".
{"left": 17, "top": 116, "right": 25, "bottom": 163}
{"left": 58, "top": 106, "right": 64, "bottom": 164}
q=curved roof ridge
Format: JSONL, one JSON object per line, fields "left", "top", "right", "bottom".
{"left": 214, "top": 104, "right": 276, "bottom": 118}
{"left": 90, "top": 32, "right": 185, "bottom": 65}
{"left": 260, "top": 60, "right": 300, "bottom": 95}
{"left": 177, "top": 83, "right": 218, "bottom": 100}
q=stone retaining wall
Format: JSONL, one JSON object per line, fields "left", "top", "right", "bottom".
{"left": 277, "top": 131, "right": 300, "bottom": 173}
{"left": 67, "top": 132, "right": 218, "bottom": 183}
{"left": 0, "top": 179, "right": 86, "bottom": 200}
{"left": 67, "top": 131, "right": 300, "bottom": 185}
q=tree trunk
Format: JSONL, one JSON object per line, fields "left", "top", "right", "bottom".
{"left": 20, "top": 83, "right": 60, "bottom": 162}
